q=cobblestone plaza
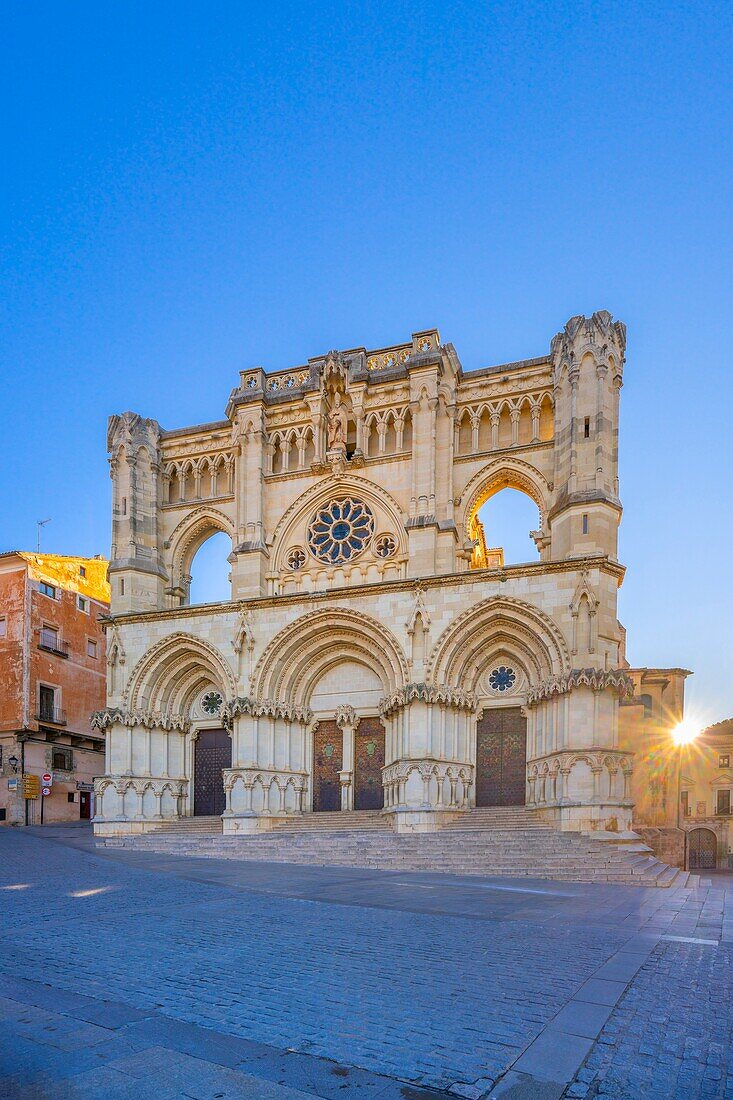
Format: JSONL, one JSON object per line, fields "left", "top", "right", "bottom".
{"left": 1, "top": 827, "right": 731, "bottom": 1098}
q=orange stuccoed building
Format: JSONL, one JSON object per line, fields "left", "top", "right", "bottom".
{"left": 0, "top": 552, "right": 110, "bottom": 825}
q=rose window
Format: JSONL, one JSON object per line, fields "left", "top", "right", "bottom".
{"left": 375, "top": 533, "right": 397, "bottom": 559}
{"left": 201, "top": 690, "right": 223, "bottom": 715}
{"left": 488, "top": 666, "right": 516, "bottom": 693}
{"left": 286, "top": 547, "right": 307, "bottom": 571}
{"left": 307, "top": 498, "right": 374, "bottom": 564}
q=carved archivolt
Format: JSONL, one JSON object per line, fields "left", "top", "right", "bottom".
{"left": 427, "top": 596, "right": 570, "bottom": 690}
{"left": 166, "top": 506, "right": 235, "bottom": 582}
{"left": 459, "top": 457, "right": 552, "bottom": 537}
{"left": 252, "top": 607, "right": 408, "bottom": 706}
{"left": 125, "top": 631, "right": 237, "bottom": 713}
{"left": 526, "top": 668, "right": 633, "bottom": 706}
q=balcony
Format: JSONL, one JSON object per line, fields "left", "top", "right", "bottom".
{"left": 36, "top": 707, "right": 67, "bottom": 726}
{"left": 38, "top": 630, "right": 69, "bottom": 658}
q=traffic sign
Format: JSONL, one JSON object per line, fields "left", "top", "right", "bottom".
{"left": 42, "top": 773, "right": 52, "bottom": 785}
{"left": 22, "top": 774, "right": 40, "bottom": 799}
{"left": 42, "top": 787, "right": 51, "bottom": 797}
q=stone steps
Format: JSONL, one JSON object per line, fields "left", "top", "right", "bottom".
{"left": 102, "top": 821, "right": 689, "bottom": 887}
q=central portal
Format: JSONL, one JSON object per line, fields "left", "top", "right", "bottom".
{"left": 354, "top": 717, "right": 385, "bottom": 810}
{"left": 193, "top": 728, "right": 231, "bottom": 816}
{"left": 313, "top": 720, "right": 343, "bottom": 811}
{"left": 475, "top": 706, "right": 527, "bottom": 806}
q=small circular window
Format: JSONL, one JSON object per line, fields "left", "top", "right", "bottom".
{"left": 201, "top": 691, "right": 223, "bottom": 715}
{"left": 488, "top": 667, "right": 516, "bottom": 693}
{"left": 307, "top": 498, "right": 374, "bottom": 565}
{"left": 286, "top": 547, "right": 307, "bottom": 571}
{"left": 374, "top": 533, "right": 397, "bottom": 559}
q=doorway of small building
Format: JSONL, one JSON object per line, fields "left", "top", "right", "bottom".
{"left": 313, "top": 720, "right": 342, "bottom": 811}
{"left": 687, "top": 827, "right": 717, "bottom": 870}
{"left": 354, "top": 718, "right": 385, "bottom": 810}
{"left": 79, "top": 791, "right": 91, "bottom": 820}
{"left": 475, "top": 706, "right": 527, "bottom": 806}
{"left": 193, "top": 728, "right": 231, "bottom": 816}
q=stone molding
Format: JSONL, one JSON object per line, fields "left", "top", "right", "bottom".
{"left": 91, "top": 707, "right": 189, "bottom": 732}
{"left": 379, "top": 683, "right": 477, "bottom": 718}
{"left": 224, "top": 697, "right": 313, "bottom": 723}
{"left": 526, "top": 668, "right": 633, "bottom": 706}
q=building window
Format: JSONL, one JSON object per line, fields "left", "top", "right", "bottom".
{"left": 79, "top": 565, "right": 86, "bottom": 577}
{"left": 120, "top": 579, "right": 125, "bottom": 596}
{"left": 77, "top": 595, "right": 89, "bottom": 613}
{"left": 40, "top": 582, "right": 57, "bottom": 599}
{"left": 720, "top": 754, "right": 730, "bottom": 769}
{"left": 0, "top": 617, "right": 6, "bottom": 638}
{"left": 681, "top": 790, "right": 690, "bottom": 817}
{"left": 39, "top": 626, "right": 63, "bottom": 654}
{"left": 52, "top": 748, "right": 72, "bottom": 772}
{"left": 716, "top": 790, "right": 731, "bottom": 816}
{"left": 640, "top": 693, "right": 653, "bottom": 717}
{"left": 87, "top": 639, "right": 98, "bottom": 659}
{"left": 67, "top": 792, "right": 75, "bottom": 803}
{"left": 39, "top": 684, "right": 56, "bottom": 720}
{"left": 582, "top": 514, "right": 589, "bottom": 535}
{"left": 584, "top": 416, "right": 590, "bottom": 438}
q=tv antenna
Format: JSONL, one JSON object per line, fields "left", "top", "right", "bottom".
{"left": 36, "top": 518, "right": 51, "bottom": 553}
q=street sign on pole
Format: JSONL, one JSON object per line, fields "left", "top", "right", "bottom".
{"left": 22, "top": 775, "right": 40, "bottom": 799}
{"left": 42, "top": 787, "right": 51, "bottom": 797}
{"left": 42, "top": 773, "right": 52, "bottom": 786}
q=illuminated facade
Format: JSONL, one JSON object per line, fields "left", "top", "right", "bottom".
{"left": 93, "top": 312, "right": 675, "bottom": 839}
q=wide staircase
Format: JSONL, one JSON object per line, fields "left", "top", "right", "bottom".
{"left": 101, "top": 807, "right": 698, "bottom": 888}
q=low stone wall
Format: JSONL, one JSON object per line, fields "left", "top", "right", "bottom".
{"left": 636, "top": 827, "right": 685, "bottom": 869}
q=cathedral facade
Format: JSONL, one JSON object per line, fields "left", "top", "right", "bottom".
{"left": 93, "top": 312, "right": 640, "bottom": 837}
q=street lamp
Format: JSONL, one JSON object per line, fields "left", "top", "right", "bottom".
{"left": 672, "top": 720, "right": 699, "bottom": 831}
{"left": 8, "top": 755, "right": 19, "bottom": 773}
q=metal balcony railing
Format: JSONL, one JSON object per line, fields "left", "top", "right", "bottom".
{"left": 38, "top": 630, "right": 69, "bottom": 658}
{"left": 36, "top": 707, "right": 67, "bottom": 725}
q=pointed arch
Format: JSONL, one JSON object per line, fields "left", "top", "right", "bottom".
{"left": 253, "top": 607, "right": 408, "bottom": 707}
{"left": 125, "top": 631, "right": 236, "bottom": 714}
{"left": 427, "top": 596, "right": 570, "bottom": 692}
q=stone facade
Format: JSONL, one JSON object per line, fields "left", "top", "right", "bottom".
{"left": 94, "top": 312, "right": 674, "bottom": 838}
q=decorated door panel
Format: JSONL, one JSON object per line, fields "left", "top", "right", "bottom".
{"left": 475, "top": 707, "right": 527, "bottom": 807}
{"left": 193, "top": 728, "right": 231, "bottom": 816}
{"left": 313, "top": 720, "right": 343, "bottom": 812}
{"left": 688, "top": 828, "right": 717, "bottom": 870}
{"left": 354, "top": 717, "right": 385, "bottom": 810}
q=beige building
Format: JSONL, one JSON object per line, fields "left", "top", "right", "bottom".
{"left": 92, "top": 312, "right": 687, "bottom": 842}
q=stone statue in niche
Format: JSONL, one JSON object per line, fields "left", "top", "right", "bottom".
{"left": 327, "top": 391, "right": 348, "bottom": 451}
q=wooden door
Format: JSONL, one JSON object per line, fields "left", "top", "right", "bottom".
{"left": 313, "top": 720, "right": 342, "bottom": 812}
{"left": 193, "top": 729, "right": 231, "bottom": 816}
{"left": 475, "top": 707, "right": 527, "bottom": 806}
{"left": 79, "top": 792, "right": 91, "bottom": 820}
{"left": 354, "top": 718, "right": 385, "bottom": 810}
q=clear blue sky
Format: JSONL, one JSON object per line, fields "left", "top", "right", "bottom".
{"left": 1, "top": 2, "right": 731, "bottom": 722}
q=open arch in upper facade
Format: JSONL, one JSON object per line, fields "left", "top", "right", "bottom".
{"left": 125, "top": 631, "right": 237, "bottom": 715}
{"left": 459, "top": 459, "right": 551, "bottom": 569}
{"left": 427, "top": 596, "right": 570, "bottom": 693}
{"left": 165, "top": 506, "right": 235, "bottom": 603}
{"left": 252, "top": 608, "right": 408, "bottom": 708}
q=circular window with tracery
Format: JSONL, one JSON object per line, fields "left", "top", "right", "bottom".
{"left": 201, "top": 690, "right": 223, "bottom": 715}
{"left": 286, "top": 547, "right": 307, "bottom": 571}
{"left": 488, "top": 666, "right": 516, "bottom": 693}
{"left": 307, "top": 498, "right": 374, "bottom": 564}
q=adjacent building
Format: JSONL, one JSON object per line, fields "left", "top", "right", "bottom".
{"left": 0, "top": 553, "right": 110, "bottom": 825}
{"left": 91, "top": 311, "right": 692, "bottom": 843}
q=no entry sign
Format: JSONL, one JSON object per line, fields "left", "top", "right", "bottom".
{"left": 42, "top": 773, "right": 52, "bottom": 785}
